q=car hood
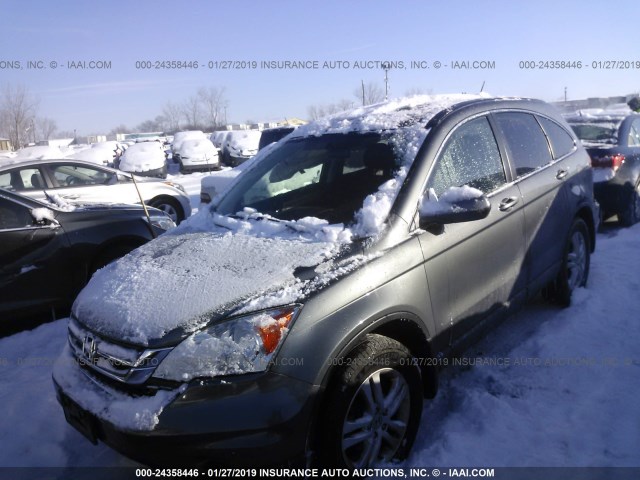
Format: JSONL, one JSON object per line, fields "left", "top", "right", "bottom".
{"left": 72, "top": 231, "right": 340, "bottom": 347}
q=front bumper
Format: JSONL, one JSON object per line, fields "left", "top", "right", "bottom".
{"left": 53, "top": 345, "right": 319, "bottom": 467}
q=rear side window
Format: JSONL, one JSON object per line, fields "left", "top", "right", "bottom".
{"left": 494, "top": 112, "right": 553, "bottom": 177}
{"left": 629, "top": 120, "right": 640, "bottom": 146}
{"left": 428, "top": 116, "right": 506, "bottom": 196}
{"left": 538, "top": 117, "right": 575, "bottom": 159}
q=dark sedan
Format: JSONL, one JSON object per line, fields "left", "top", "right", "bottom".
{"left": 0, "top": 189, "right": 174, "bottom": 335}
{"left": 566, "top": 112, "right": 640, "bottom": 225}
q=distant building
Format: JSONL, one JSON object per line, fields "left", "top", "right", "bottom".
{"left": 35, "top": 138, "right": 75, "bottom": 148}
{"left": 0, "top": 138, "right": 12, "bottom": 151}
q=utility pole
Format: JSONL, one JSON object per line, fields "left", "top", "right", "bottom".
{"left": 361, "top": 80, "right": 365, "bottom": 106}
{"left": 382, "top": 62, "right": 391, "bottom": 100}
{"left": 564, "top": 87, "right": 567, "bottom": 102}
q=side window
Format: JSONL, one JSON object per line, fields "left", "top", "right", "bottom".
{"left": 428, "top": 116, "right": 506, "bottom": 196}
{"left": 538, "top": 117, "right": 576, "bottom": 159}
{"left": 49, "top": 164, "right": 114, "bottom": 187}
{"left": 494, "top": 112, "right": 553, "bottom": 177}
{"left": 628, "top": 120, "right": 640, "bottom": 147}
{"left": 4, "top": 168, "right": 46, "bottom": 191}
{"left": 0, "top": 197, "right": 33, "bottom": 229}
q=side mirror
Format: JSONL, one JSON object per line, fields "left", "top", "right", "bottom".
{"left": 419, "top": 186, "right": 491, "bottom": 228}
{"left": 30, "top": 208, "right": 61, "bottom": 228}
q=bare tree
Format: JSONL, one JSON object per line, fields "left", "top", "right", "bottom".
{"left": 162, "top": 101, "right": 182, "bottom": 132}
{"left": 182, "top": 94, "right": 202, "bottom": 130}
{"left": 36, "top": 117, "right": 57, "bottom": 141}
{"left": 0, "top": 84, "right": 39, "bottom": 148}
{"left": 404, "top": 87, "right": 433, "bottom": 96}
{"left": 354, "top": 82, "right": 384, "bottom": 106}
{"left": 307, "top": 99, "right": 355, "bottom": 121}
{"left": 109, "top": 125, "right": 129, "bottom": 136}
{"left": 198, "top": 87, "right": 227, "bottom": 129}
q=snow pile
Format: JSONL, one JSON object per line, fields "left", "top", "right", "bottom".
{"left": 14, "top": 145, "right": 67, "bottom": 160}
{"left": 118, "top": 142, "right": 165, "bottom": 172}
{"left": 30, "top": 207, "right": 56, "bottom": 223}
{"left": 68, "top": 142, "right": 119, "bottom": 165}
{"left": 45, "top": 192, "right": 76, "bottom": 211}
{"left": 420, "top": 185, "right": 484, "bottom": 216}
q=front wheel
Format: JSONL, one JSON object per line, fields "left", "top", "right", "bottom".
{"left": 553, "top": 218, "right": 590, "bottom": 307}
{"left": 317, "top": 334, "right": 423, "bottom": 468}
{"left": 148, "top": 197, "right": 183, "bottom": 224}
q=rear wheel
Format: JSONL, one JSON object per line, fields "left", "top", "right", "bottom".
{"left": 317, "top": 334, "right": 422, "bottom": 468}
{"left": 553, "top": 218, "right": 590, "bottom": 307}
{"left": 619, "top": 179, "right": 640, "bottom": 227}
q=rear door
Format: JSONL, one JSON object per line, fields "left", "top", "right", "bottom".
{"left": 417, "top": 115, "right": 526, "bottom": 344}
{"left": 492, "top": 112, "right": 576, "bottom": 292}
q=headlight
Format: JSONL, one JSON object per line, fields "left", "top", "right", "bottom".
{"left": 163, "top": 181, "right": 186, "bottom": 193}
{"left": 152, "top": 305, "right": 300, "bottom": 382}
{"left": 146, "top": 215, "right": 176, "bottom": 231}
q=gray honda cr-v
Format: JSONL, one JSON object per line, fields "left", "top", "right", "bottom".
{"left": 53, "top": 94, "right": 596, "bottom": 468}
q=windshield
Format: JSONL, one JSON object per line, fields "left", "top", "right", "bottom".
{"left": 569, "top": 122, "right": 620, "bottom": 145}
{"left": 216, "top": 132, "right": 399, "bottom": 225}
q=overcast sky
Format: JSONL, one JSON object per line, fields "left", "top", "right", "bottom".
{"left": 2, "top": 0, "right": 639, "bottom": 134}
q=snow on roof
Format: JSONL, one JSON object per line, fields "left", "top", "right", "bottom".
{"left": 292, "top": 93, "right": 492, "bottom": 138}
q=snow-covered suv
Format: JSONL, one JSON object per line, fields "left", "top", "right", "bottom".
{"left": 54, "top": 94, "right": 596, "bottom": 468}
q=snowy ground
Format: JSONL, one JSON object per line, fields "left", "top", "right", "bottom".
{"left": 0, "top": 220, "right": 638, "bottom": 469}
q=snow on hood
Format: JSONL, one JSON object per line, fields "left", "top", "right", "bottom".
{"left": 180, "top": 138, "right": 217, "bottom": 157}
{"left": 73, "top": 224, "right": 341, "bottom": 346}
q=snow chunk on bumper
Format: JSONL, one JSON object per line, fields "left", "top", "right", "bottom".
{"left": 73, "top": 231, "right": 337, "bottom": 345}
{"left": 53, "top": 344, "right": 183, "bottom": 431}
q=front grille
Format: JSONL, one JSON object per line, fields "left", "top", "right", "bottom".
{"left": 68, "top": 317, "right": 173, "bottom": 386}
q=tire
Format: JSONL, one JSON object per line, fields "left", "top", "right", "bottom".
{"left": 553, "top": 218, "right": 590, "bottom": 307}
{"left": 317, "top": 334, "right": 423, "bottom": 468}
{"left": 148, "top": 197, "right": 183, "bottom": 224}
{"left": 619, "top": 180, "right": 640, "bottom": 227}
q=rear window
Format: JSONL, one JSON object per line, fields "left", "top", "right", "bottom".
{"left": 538, "top": 117, "right": 575, "bottom": 159}
{"left": 568, "top": 121, "right": 620, "bottom": 145}
{"left": 494, "top": 112, "right": 553, "bottom": 177}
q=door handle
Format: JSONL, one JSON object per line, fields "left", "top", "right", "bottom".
{"left": 499, "top": 196, "right": 519, "bottom": 211}
{"left": 556, "top": 169, "right": 569, "bottom": 180}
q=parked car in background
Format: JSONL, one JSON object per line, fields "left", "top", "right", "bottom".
{"left": 68, "top": 141, "right": 123, "bottom": 167}
{"left": 210, "top": 130, "right": 230, "bottom": 149}
{"left": 0, "top": 188, "right": 174, "bottom": 335}
{"left": 221, "top": 130, "right": 261, "bottom": 166}
{"left": 117, "top": 141, "right": 167, "bottom": 178}
{"left": 175, "top": 138, "right": 219, "bottom": 173}
{"left": 13, "top": 145, "right": 68, "bottom": 161}
{"left": 54, "top": 95, "right": 596, "bottom": 468}
{"left": 565, "top": 111, "right": 640, "bottom": 225}
{"left": 258, "top": 126, "right": 296, "bottom": 151}
{"left": 0, "top": 159, "right": 191, "bottom": 223}
{"left": 171, "top": 131, "right": 206, "bottom": 164}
